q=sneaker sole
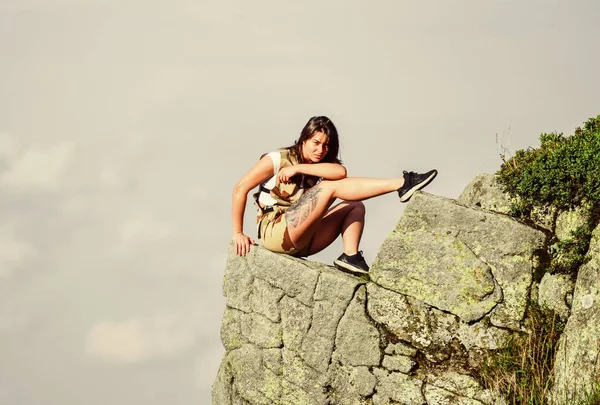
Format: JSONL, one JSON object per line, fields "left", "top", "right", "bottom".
{"left": 399, "top": 170, "right": 438, "bottom": 203}
{"left": 333, "top": 260, "right": 370, "bottom": 275}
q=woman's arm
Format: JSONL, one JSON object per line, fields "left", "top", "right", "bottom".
{"left": 277, "top": 163, "right": 347, "bottom": 184}
{"left": 232, "top": 155, "right": 275, "bottom": 256}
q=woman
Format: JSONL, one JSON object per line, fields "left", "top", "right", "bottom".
{"left": 232, "top": 116, "right": 437, "bottom": 274}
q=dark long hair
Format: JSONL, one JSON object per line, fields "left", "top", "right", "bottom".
{"left": 286, "top": 116, "right": 342, "bottom": 164}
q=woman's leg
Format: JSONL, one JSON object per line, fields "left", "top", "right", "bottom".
{"left": 286, "top": 177, "right": 403, "bottom": 250}
{"left": 305, "top": 200, "right": 366, "bottom": 256}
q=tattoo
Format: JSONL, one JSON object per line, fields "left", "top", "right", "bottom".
{"left": 286, "top": 187, "right": 323, "bottom": 229}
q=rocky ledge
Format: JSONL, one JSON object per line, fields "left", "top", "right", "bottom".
{"left": 213, "top": 177, "right": 600, "bottom": 404}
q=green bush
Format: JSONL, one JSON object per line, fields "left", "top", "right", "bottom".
{"left": 498, "top": 115, "right": 600, "bottom": 212}
{"left": 496, "top": 115, "right": 600, "bottom": 275}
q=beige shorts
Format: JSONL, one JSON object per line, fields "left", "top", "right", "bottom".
{"left": 258, "top": 211, "right": 311, "bottom": 257}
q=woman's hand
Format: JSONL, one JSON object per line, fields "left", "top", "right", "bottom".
{"left": 277, "top": 166, "right": 299, "bottom": 184}
{"left": 233, "top": 232, "right": 256, "bottom": 256}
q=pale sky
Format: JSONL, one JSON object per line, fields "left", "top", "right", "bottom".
{"left": 0, "top": 1, "right": 599, "bottom": 404}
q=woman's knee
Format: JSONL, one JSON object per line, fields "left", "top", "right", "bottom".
{"left": 348, "top": 200, "right": 366, "bottom": 217}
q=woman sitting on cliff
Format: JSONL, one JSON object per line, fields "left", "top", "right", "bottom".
{"left": 232, "top": 116, "right": 437, "bottom": 274}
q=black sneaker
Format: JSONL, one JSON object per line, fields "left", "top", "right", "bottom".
{"left": 397, "top": 169, "right": 438, "bottom": 203}
{"left": 334, "top": 251, "right": 370, "bottom": 275}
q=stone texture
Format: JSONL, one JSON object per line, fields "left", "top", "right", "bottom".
{"left": 372, "top": 368, "right": 425, "bottom": 405}
{"left": 423, "top": 385, "right": 485, "bottom": 405}
{"left": 249, "top": 277, "right": 284, "bottom": 322}
{"left": 538, "top": 272, "right": 574, "bottom": 320}
{"left": 529, "top": 204, "right": 558, "bottom": 232}
{"left": 384, "top": 342, "right": 417, "bottom": 357}
{"left": 221, "top": 307, "right": 248, "bottom": 351}
{"left": 279, "top": 296, "right": 311, "bottom": 351}
{"left": 458, "top": 173, "right": 512, "bottom": 215}
{"left": 328, "top": 362, "right": 377, "bottom": 404}
{"left": 227, "top": 344, "right": 282, "bottom": 405}
{"left": 243, "top": 244, "right": 322, "bottom": 307}
{"left": 382, "top": 354, "right": 416, "bottom": 373}
{"left": 214, "top": 184, "right": 557, "bottom": 405}
{"left": 552, "top": 224, "right": 600, "bottom": 403}
{"left": 333, "top": 286, "right": 381, "bottom": 367}
{"left": 299, "top": 269, "right": 364, "bottom": 372}
{"left": 367, "top": 282, "right": 433, "bottom": 349}
{"left": 555, "top": 206, "right": 589, "bottom": 241}
{"left": 240, "top": 312, "right": 282, "bottom": 349}
{"left": 372, "top": 192, "right": 545, "bottom": 329}
{"left": 213, "top": 355, "right": 233, "bottom": 405}
{"left": 372, "top": 228, "right": 501, "bottom": 322}
{"left": 455, "top": 320, "right": 511, "bottom": 351}
{"left": 427, "top": 371, "right": 496, "bottom": 403}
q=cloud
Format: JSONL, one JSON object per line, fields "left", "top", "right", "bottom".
{"left": 0, "top": 141, "right": 75, "bottom": 191}
{"left": 0, "top": 309, "right": 29, "bottom": 334}
{"left": 0, "top": 133, "right": 20, "bottom": 161}
{"left": 0, "top": 226, "right": 37, "bottom": 278}
{"left": 85, "top": 313, "right": 197, "bottom": 364}
{"left": 119, "top": 214, "right": 175, "bottom": 247}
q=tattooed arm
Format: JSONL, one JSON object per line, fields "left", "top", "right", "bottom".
{"left": 277, "top": 163, "right": 346, "bottom": 184}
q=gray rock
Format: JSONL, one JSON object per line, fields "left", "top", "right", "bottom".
{"left": 372, "top": 192, "right": 545, "bottom": 330}
{"left": 538, "top": 273, "right": 574, "bottom": 320}
{"left": 367, "top": 282, "right": 433, "bottom": 349}
{"left": 427, "top": 371, "right": 496, "bottom": 403}
{"left": 372, "top": 228, "right": 500, "bottom": 322}
{"left": 384, "top": 342, "right": 417, "bottom": 357}
{"left": 552, "top": 224, "right": 600, "bottom": 403}
{"left": 299, "top": 268, "right": 363, "bottom": 372}
{"left": 212, "top": 355, "right": 233, "bottom": 405}
{"left": 279, "top": 296, "right": 311, "bottom": 352}
{"left": 328, "top": 362, "right": 377, "bottom": 404}
{"left": 240, "top": 312, "right": 282, "bottom": 349}
{"left": 382, "top": 354, "right": 416, "bottom": 373}
{"left": 458, "top": 173, "right": 513, "bottom": 215}
{"left": 214, "top": 190, "right": 551, "bottom": 405}
{"left": 349, "top": 366, "right": 377, "bottom": 397}
{"left": 232, "top": 244, "right": 321, "bottom": 307}
{"left": 221, "top": 307, "right": 248, "bottom": 351}
{"left": 372, "top": 368, "right": 425, "bottom": 404}
{"left": 227, "top": 344, "right": 282, "bottom": 404}
{"left": 281, "top": 348, "right": 329, "bottom": 404}
{"left": 455, "top": 320, "right": 511, "bottom": 351}
{"left": 424, "top": 384, "right": 485, "bottom": 404}
{"left": 529, "top": 204, "right": 558, "bottom": 232}
{"left": 334, "top": 286, "right": 381, "bottom": 367}
{"left": 555, "top": 206, "right": 589, "bottom": 241}
{"left": 223, "top": 250, "right": 254, "bottom": 313}
{"left": 249, "top": 277, "right": 284, "bottom": 322}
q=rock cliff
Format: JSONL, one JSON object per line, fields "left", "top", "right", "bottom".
{"left": 213, "top": 177, "right": 600, "bottom": 404}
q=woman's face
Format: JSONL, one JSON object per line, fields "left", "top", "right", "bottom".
{"left": 302, "top": 131, "right": 329, "bottom": 163}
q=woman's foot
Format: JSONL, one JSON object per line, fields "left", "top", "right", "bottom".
{"left": 397, "top": 169, "right": 438, "bottom": 202}
{"left": 334, "top": 251, "right": 370, "bottom": 275}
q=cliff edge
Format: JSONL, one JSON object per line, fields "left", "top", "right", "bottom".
{"left": 213, "top": 177, "right": 600, "bottom": 404}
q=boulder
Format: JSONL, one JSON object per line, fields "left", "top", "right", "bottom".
{"left": 551, "top": 224, "right": 600, "bottom": 403}
{"left": 538, "top": 273, "right": 574, "bottom": 320}
{"left": 371, "top": 192, "right": 546, "bottom": 329}
{"left": 458, "top": 173, "right": 513, "bottom": 215}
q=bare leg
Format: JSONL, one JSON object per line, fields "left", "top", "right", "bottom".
{"left": 306, "top": 201, "right": 366, "bottom": 256}
{"left": 286, "top": 176, "right": 403, "bottom": 250}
